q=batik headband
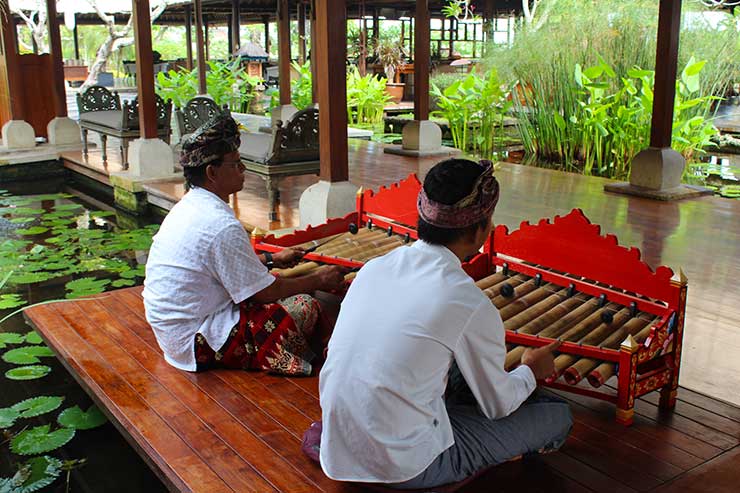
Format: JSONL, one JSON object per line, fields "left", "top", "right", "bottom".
{"left": 179, "top": 113, "right": 242, "bottom": 168}
{"left": 417, "top": 160, "right": 500, "bottom": 229}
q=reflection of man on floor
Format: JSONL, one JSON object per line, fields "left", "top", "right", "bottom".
{"left": 319, "top": 159, "right": 573, "bottom": 489}
{"left": 144, "top": 114, "right": 345, "bottom": 375}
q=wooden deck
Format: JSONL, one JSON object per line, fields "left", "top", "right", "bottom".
{"left": 24, "top": 287, "right": 740, "bottom": 492}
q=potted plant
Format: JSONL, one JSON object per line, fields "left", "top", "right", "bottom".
{"left": 375, "top": 38, "right": 406, "bottom": 103}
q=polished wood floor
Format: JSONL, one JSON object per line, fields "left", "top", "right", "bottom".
{"left": 61, "top": 140, "right": 740, "bottom": 410}
{"left": 25, "top": 286, "right": 740, "bottom": 493}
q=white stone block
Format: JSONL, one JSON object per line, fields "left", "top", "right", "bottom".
{"left": 2, "top": 120, "right": 35, "bottom": 149}
{"left": 299, "top": 180, "right": 359, "bottom": 227}
{"left": 629, "top": 147, "right": 686, "bottom": 191}
{"left": 47, "top": 117, "right": 81, "bottom": 146}
{"left": 271, "top": 104, "right": 299, "bottom": 128}
{"left": 127, "top": 138, "right": 175, "bottom": 178}
{"left": 402, "top": 120, "right": 442, "bottom": 151}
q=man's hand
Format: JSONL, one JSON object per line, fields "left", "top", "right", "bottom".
{"left": 274, "top": 248, "right": 305, "bottom": 268}
{"left": 521, "top": 340, "right": 561, "bottom": 381}
{"left": 315, "top": 265, "right": 350, "bottom": 291}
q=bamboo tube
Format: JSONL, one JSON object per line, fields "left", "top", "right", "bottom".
{"left": 564, "top": 316, "right": 652, "bottom": 385}
{"left": 273, "top": 261, "right": 320, "bottom": 278}
{"left": 587, "top": 316, "right": 660, "bottom": 388}
{"left": 552, "top": 306, "right": 633, "bottom": 377}
{"left": 353, "top": 237, "right": 406, "bottom": 261}
{"left": 475, "top": 272, "right": 507, "bottom": 291}
{"left": 482, "top": 274, "right": 528, "bottom": 300}
{"left": 319, "top": 228, "right": 381, "bottom": 256}
{"left": 503, "top": 288, "right": 567, "bottom": 332}
{"left": 497, "top": 283, "right": 558, "bottom": 317}
{"left": 297, "top": 232, "right": 344, "bottom": 250}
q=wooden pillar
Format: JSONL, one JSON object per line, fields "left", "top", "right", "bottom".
{"left": 278, "top": 0, "right": 291, "bottom": 105}
{"left": 400, "top": 19, "right": 405, "bottom": 54}
{"left": 227, "top": 14, "right": 234, "bottom": 56}
{"left": 298, "top": 1, "right": 306, "bottom": 64}
{"left": 132, "top": 0, "right": 157, "bottom": 139}
{"left": 231, "top": 0, "right": 241, "bottom": 53}
{"left": 184, "top": 5, "right": 193, "bottom": 70}
{"left": 372, "top": 8, "right": 379, "bottom": 48}
{"left": 315, "top": 0, "right": 348, "bottom": 182}
{"left": 449, "top": 18, "right": 455, "bottom": 56}
{"left": 414, "top": 0, "right": 430, "bottom": 121}
{"left": 73, "top": 22, "right": 80, "bottom": 60}
{"left": 194, "top": 0, "right": 207, "bottom": 94}
{"left": 204, "top": 18, "right": 210, "bottom": 60}
{"left": 46, "top": 0, "right": 67, "bottom": 117}
{"left": 650, "top": 0, "right": 682, "bottom": 148}
{"left": 263, "top": 15, "right": 271, "bottom": 54}
{"left": 0, "top": 0, "right": 24, "bottom": 122}
{"left": 310, "top": 0, "right": 317, "bottom": 103}
{"left": 358, "top": 1, "right": 366, "bottom": 76}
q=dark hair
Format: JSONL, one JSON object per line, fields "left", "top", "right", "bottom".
{"left": 417, "top": 158, "right": 490, "bottom": 246}
{"left": 183, "top": 157, "right": 225, "bottom": 191}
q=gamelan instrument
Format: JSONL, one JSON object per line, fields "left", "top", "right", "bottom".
{"left": 252, "top": 174, "right": 688, "bottom": 426}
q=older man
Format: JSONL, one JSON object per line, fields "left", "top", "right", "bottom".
{"left": 319, "top": 158, "right": 572, "bottom": 489}
{"left": 144, "top": 114, "right": 345, "bottom": 375}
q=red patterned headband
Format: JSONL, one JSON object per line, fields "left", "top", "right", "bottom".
{"left": 418, "top": 160, "right": 500, "bottom": 229}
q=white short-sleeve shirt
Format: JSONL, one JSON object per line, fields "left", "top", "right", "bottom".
{"left": 143, "top": 187, "right": 275, "bottom": 371}
{"left": 319, "top": 240, "right": 536, "bottom": 483}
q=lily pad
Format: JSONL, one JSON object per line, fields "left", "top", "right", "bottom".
{"left": 14, "top": 227, "right": 49, "bottom": 236}
{"left": 90, "top": 210, "right": 115, "bottom": 218}
{"left": 11, "top": 424, "right": 76, "bottom": 455}
{"left": 7, "top": 207, "right": 44, "bottom": 216}
{"left": 111, "top": 278, "right": 136, "bottom": 288}
{"left": 65, "top": 277, "right": 110, "bottom": 299}
{"left": 0, "top": 294, "right": 27, "bottom": 310}
{"left": 0, "top": 456, "right": 62, "bottom": 493}
{"left": 9, "top": 272, "right": 51, "bottom": 285}
{"left": 53, "top": 203, "right": 83, "bottom": 211}
{"left": 57, "top": 404, "right": 107, "bottom": 430}
{"left": 24, "top": 331, "right": 43, "bottom": 345}
{"left": 5, "top": 365, "right": 51, "bottom": 380}
{"left": 0, "top": 332, "right": 25, "bottom": 349}
{"left": 12, "top": 396, "right": 64, "bottom": 419}
{"left": 9, "top": 217, "right": 35, "bottom": 224}
{"left": 3, "top": 346, "right": 55, "bottom": 365}
{"left": 0, "top": 407, "right": 20, "bottom": 428}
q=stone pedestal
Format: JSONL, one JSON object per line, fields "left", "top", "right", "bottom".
{"left": 384, "top": 120, "right": 460, "bottom": 157}
{"left": 2, "top": 120, "right": 36, "bottom": 149}
{"left": 127, "top": 138, "right": 174, "bottom": 178}
{"left": 604, "top": 147, "right": 713, "bottom": 200}
{"left": 271, "top": 104, "right": 298, "bottom": 127}
{"left": 47, "top": 117, "right": 81, "bottom": 146}
{"left": 299, "top": 180, "right": 359, "bottom": 227}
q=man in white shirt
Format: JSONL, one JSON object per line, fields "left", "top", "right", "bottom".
{"left": 144, "top": 114, "right": 346, "bottom": 375}
{"left": 319, "top": 159, "right": 572, "bottom": 489}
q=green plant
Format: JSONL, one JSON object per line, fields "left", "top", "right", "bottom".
{"left": 346, "top": 68, "right": 392, "bottom": 125}
{"left": 291, "top": 61, "right": 313, "bottom": 110}
{"left": 431, "top": 69, "right": 511, "bottom": 159}
{"left": 374, "top": 38, "right": 406, "bottom": 83}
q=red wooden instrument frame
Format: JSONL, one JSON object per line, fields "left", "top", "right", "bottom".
{"left": 251, "top": 175, "right": 688, "bottom": 426}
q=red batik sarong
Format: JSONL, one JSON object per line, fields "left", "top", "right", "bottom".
{"left": 194, "top": 294, "right": 319, "bottom": 375}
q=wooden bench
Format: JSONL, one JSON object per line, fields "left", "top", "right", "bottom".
{"left": 77, "top": 86, "right": 172, "bottom": 169}
{"left": 24, "top": 287, "right": 740, "bottom": 493}
{"left": 175, "top": 96, "right": 230, "bottom": 143}
{"left": 239, "top": 108, "right": 320, "bottom": 221}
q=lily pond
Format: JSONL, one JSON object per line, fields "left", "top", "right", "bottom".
{"left": 0, "top": 185, "right": 165, "bottom": 492}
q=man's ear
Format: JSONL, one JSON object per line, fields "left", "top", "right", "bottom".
{"left": 204, "top": 164, "right": 217, "bottom": 183}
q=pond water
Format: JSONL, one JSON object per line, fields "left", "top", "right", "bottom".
{"left": 0, "top": 181, "right": 166, "bottom": 492}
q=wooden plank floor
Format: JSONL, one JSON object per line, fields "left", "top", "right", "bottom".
{"left": 24, "top": 287, "right": 740, "bottom": 493}
{"left": 61, "top": 140, "right": 740, "bottom": 410}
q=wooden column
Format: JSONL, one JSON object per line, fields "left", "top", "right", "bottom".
{"left": 414, "top": 0, "right": 430, "bottom": 121}
{"left": 449, "top": 18, "right": 455, "bottom": 56}
{"left": 46, "top": 0, "right": 67, "bottom": 117}
{"left": 227, "top": 14, "right": 234, "bottom": 55}
{"left": 358, "top": 1, "right": 366, "bottom": 76}
{"left": 231, "top": 0, "right": 241, "bottom": 53}
{"left": 263, "top": 15, "right": 271, "bottom": 54}
{"left": 298, "top": 1, "right": 306, "bottom": 64}
{"left": 132, "top": 0, "right": 157, "bottom": 139}
{"left": 194, "top": 0, "right": 207, "bottom": 94}
{"left": 315, "top": 0, "right": 348, "bottom": 182}
{"left": 372, "top": 8, "right": 379, "bottom": 48}
{"left": 73, "top": 23, "right": 80, "bottom": 60}
{"left": 310, "top": 1, "right": 318, "bottom": 103}
{"left": 184, "top": 5, "right": 193, "bottom": 70}
{"left": 0, "top": 0, "right": 24, "bottom": 122}
{"left": 650, "top": 0, "right": 682, "bottom": 148}
{"left": 204, "top": 18, "right": 210, "bottom": 60}
{"left": 278, "top": 0, "right": 291, "bottom": 105}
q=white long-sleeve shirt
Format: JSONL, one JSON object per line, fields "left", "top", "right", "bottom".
{"left": 319, "top": 240, "right": 536, "bottom": 483}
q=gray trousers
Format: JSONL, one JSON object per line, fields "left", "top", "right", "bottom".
{"left": 389, "top": 365, "right": 573, "bottom": 490}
